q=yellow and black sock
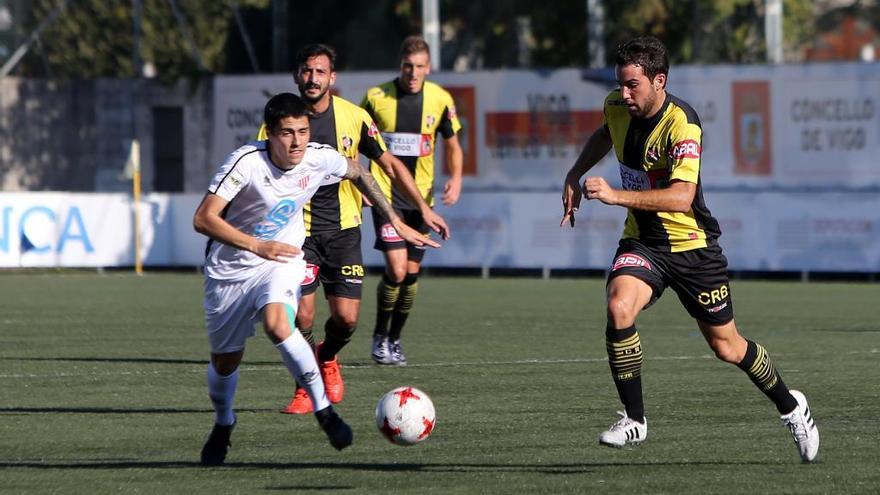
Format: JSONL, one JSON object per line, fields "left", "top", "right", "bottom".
{"left": 389, "top": 273, "right": 419, "bottom": 342}
{"left": 298, "top": 325, "right": 316, "bottom": 353}
{"left": 606, "top": 324, "right": 645, "bottom": 422}
{"left": 737, "top": 340, "right": 798, "bottom": 414}
{"left": 318, "top": 317, "right": 355, "bottom": 362}
{"left": 374, "top": 274, "right": 400, "bottom": 338}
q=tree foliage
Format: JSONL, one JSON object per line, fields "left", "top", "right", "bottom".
{"left": 15, "top": 0, "right": 829, "bottom": 80}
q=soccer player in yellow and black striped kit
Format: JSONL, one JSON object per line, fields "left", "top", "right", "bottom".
{"left": 259, "top": 44, "right": 449, "bottom": 414}
{"left": 362, "top": 36, "right": 464, "bottom": 366}
{"left": 561, "top": 37, "right": 819, "bottom": 462}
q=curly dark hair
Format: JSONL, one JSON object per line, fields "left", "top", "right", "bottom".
{"left": 615, "top": 36, "right": 669, "bottom": 81}
{"left": 295, "top": 43, "right": 337, "bottom": 72}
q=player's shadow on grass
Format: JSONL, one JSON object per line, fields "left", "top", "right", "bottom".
{"left": 0, "top": 459, "right": 784, "bottom": 473}
{"left": 0, "top": 407, "right": 274, "bottom": 414}
{"left": 0, "top": 356, "right": 280, "bottom": 366}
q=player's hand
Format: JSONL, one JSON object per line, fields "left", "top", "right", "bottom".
{"left": 442, "top": 177, "right": 461, "bottom": 206}
{"left": 421, "top": 208, "right": 451, "bottom": 240}
{"left": 253, "top": 240, "right": 301, "bottom": 261}
{"left": 392, "top": 217, "right": 441, "bottom": 248}
{"left": 560, "top": 173, "right": 582, "bottom": 227}
{"left": 583, "top": 176, "right": 616, "bottom": 205}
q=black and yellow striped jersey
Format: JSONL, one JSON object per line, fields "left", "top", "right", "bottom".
{"left": 361, "top": 79, "right": 461, "bottom": 210}
{"left": 257, "top": 95, "right": 386, "bottom": 233}
{"left": 603, "top": 90, "right": 721, "bottom": 252}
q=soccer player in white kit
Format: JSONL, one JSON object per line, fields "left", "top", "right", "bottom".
{"left": 194, "top": 92, "right": 437, "bottom": 465}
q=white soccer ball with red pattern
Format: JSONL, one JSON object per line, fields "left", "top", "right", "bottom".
{"left": 375, "top": 386, "right": 436, "bottom": 446}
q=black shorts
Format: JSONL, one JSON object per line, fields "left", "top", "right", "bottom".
{"left": 372, "top": 208, "right": 431, "bottom": 263}
{"left": 300, "top": 228, "right": 364, "bottom": 299}
{"left": 606, "top": 238, "right": 734, "bottom": 325}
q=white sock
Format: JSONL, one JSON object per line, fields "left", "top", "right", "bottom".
{"left": 207, "top": 364, "right": 238, "bottom": 426}
{"left": 276, "top": 331, "right": 330, "bottom": 412}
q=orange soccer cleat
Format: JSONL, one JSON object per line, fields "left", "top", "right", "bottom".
{"left": 281, "top": 387, "right": 313, "bottom": 415}
{"left": 319, "top": 354, "right": 345, "bottom": 404}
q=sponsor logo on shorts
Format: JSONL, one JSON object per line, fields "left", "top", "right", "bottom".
{"left": 285, "top": 289, "right": 296, "bottom": 300}
{"left": 341, "top": 264, "right": 364, "bottom": 277}
{"left": 698, "top": 285, "right": 729, "bottom": 305}
{"left": 302, "top": 264, "right": 319, "bottom": 285}
{"left": 381, "top": 223, "right": 404, "bottom": 242}
{"left": 344, "top": 278, "right": 363, "bottom": 285}
{"left": 611, "top": 253, "right": 652, "bottom": 271}
{"left": 669, "top": 139, "right": 701, "bottom": 160}
{"left": 706, "top": 302, "right": 729, "bottom": 313}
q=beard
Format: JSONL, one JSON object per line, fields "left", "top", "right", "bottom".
{"left": 298, "top": 83, "right": 327, "bottom": 104}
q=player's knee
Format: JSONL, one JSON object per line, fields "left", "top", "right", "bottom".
{"left": 211, "top": 355, "right": 241, "bottom": 376}
{"left": 296, "top": 310, "right": 315, "bottom": 330}
{"left": 708, "top": 339, "right": 741, "bottom": 364}
{"left": 331, "top": 311, "right": 359, "bottom": 331}
{"left": 606, "top": 295, "right": 638, "bottom": 327}
{"left": 386, "top": 266, "right": 407, "bottom": 283}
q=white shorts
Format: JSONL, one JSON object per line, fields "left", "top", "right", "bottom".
{"left": 203, "top": 260, "right": 305, "bottom": 354}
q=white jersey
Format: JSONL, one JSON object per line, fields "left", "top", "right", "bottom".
{"left": 204, "top": 140, "right": 349, "bottom": 281}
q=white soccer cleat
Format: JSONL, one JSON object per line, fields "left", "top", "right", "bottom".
{"left": 781, "top": 390, "right": 819, "bottom": 463}
{"left": 371, "top": 335, "right": 394, "bottom": 365}
{"left": 598, "top": 411, "right": 647, "bottom": 447}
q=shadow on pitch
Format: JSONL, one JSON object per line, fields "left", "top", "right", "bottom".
{"left": 0, "top": 356, "right": 279, "bottom": 366}
{"left": 0, "top": 459, "right": 784, "bottom": 473}
{"left": 0, "top": 407, "right": 273, "bottom": 415}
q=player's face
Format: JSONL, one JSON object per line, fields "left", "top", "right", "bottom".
{"left": 296, "top": 55, "right": 336, "bottom": 106}
{"left": 399, "top": 51, "right": 431, "bottom": 94}
{"left": 268, "top": 116, "right": 310, "bottom": 168}
{"left": 615, "top": 63, "right": 666, "bottom": 119}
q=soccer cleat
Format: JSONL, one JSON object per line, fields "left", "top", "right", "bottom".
{"left": 389, "top": 340, "right": 408, "bottom": 366}
{"left": 315, "top": 406, "right": 353, "bottom": 450}
{"left": 200, "top": 419, "right": 236, "bottom": 466}
{"left": 371, "top": 335, "right": 394, "bottom": 365}
{"left": 281, "top": 387, "right": 313, "bottom": 415}
{"left": 598, "top": 411, "right": 647, "bottom": 447}
{"left": 318, "top": 346, "right": 344, "bottom": 404}
{"left": 781, "top": 390, "right": 819, "bottom": 463}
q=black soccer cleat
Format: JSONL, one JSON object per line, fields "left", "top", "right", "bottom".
{"left": 200, "top": 420, "right": 236, "bottom": 466}
{"left": 315, "top": 406, "right": 353, "bottom": 451}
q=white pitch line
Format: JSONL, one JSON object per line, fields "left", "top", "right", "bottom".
{"left": 1, "top": 349, "right": 876, "bottom": 379}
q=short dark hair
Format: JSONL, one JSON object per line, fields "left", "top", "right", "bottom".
{"left": 263, "top": 92, "right": 308, "bottom": 132}
{"left": 399, "top": 35, "right": 430, "bottom": 59}
{"left": 615, "top": 36, "right": 669, "bottom": 81}
{"left": 295, "top": 43, "right": 337, "bottom": 71}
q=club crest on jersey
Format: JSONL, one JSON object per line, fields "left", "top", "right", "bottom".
{"left": 380, "top": 223, "right": 404, "bottom": 242}
{"left": 426, "top": 115, "right": 435, "bottom": 127}
{"left": 341, "top": 135, "right": 353, "bottom": 154}
{"left": 298, "top": 176, "right": 310, "bottom": 190}
{"left": 646, "top": 148, "right": 660, "bottom": 164}
{"left": 669, "top": 139, "right": 701, "bottom": 160}
{"left": 611, "top": 253, "right": 652, "bottom": 271}
{"left": 367, "top": 121, "right": 380, "bottom": 137}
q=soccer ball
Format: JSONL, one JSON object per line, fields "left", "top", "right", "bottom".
{"left": 375, "top": 386, "right": 436, "bottom": 446}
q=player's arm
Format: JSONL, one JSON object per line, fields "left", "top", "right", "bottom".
{"left": 375, "top": 151, "right": 450, "bottom": 240}
{"left": 584, "top": 178, "right": 696, "bottom": 212}
{"left": 343, "top": 160, "right": 440, "bottom": 248}
{"left": 441, "top": 134, "right": 463, "bottom": 206}
{"left": 561, "top": 125, "right": 612, "bottom": 227}
{"left": 193, "top": 193, "right": 301, "bottom": 261}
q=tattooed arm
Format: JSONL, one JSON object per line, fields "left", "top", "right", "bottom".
{"left": 344, "top": 160, "right": 440, "bottom": 248}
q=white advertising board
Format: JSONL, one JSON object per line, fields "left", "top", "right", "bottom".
{"left": 4, "top": 192, "right": 878, "bottom": 273}
{"left": 212, "top": 63, "right": 880, "bottom": 191}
